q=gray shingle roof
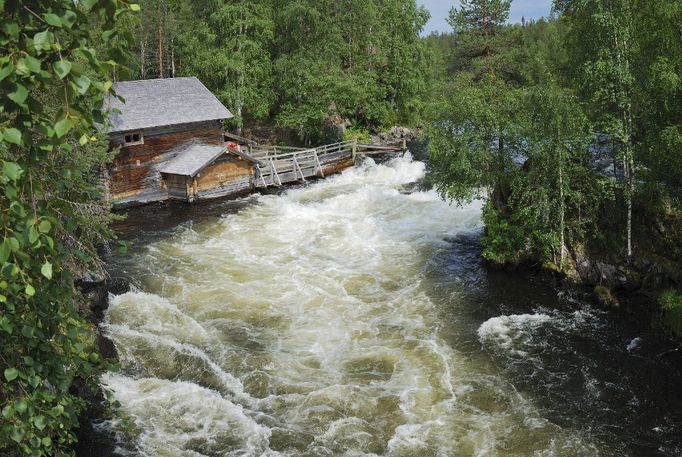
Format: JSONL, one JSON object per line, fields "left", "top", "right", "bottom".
{"left": 107, "top": 77, "right": 233, "bottom": 133}
{"left": 160, "top": 143, "right": 228, "bottom": 177}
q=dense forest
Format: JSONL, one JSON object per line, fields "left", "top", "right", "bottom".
{"left": 117, "top": 0, "right": 431, "bottom": 142}
{"left": 0, "top": 0, "right": 681, "bottom": 455}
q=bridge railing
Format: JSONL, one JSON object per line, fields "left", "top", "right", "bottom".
{"left": 249, "top": 141, "right": 355, "bottom": 160}
{"left": 249, "top": 139, "right": 404, "bottom": 189}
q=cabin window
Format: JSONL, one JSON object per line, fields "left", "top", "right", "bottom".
{"left": 123, "top": 131, "right": 144, "bottom": 146}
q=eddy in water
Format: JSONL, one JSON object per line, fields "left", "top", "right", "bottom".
{"left": 101, "top": 154, "right": 682, "bottom": 457}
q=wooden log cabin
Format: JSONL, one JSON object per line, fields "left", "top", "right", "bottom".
{"left": 105, "top": 77, "right": 257, "bottom": 206}
{"left": 104, "top": 77, "right": 397, "bottom": 207}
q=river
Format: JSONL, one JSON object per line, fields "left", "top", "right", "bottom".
{"left": 98, "top": 154, "right": 682, "bottom": 457}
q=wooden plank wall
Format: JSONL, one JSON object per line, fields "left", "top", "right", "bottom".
{"left": 195, "top": 156, "right": 253, "bottom": 201}
{"left": 163, "top": 174, "right": 189, "bottom": 201}
{"left": 108, "top": 120, "right": 223, "bottom": 206}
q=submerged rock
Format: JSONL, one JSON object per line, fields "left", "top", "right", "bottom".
{"left": 371, "top": 126, "right": 419, "bottom": 145}
{"left": 627, "top": 337, "right": 643, "bottom": 353}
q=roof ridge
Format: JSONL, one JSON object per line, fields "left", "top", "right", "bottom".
{"left": 113, "top": 76, "right": 198, "bottom": 85}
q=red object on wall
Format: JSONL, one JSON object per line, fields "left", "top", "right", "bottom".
{"left": 226, "top": 141, "right": 240, "bottom": 151}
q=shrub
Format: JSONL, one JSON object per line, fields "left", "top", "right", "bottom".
{"left": 659, "top": 289, "right": 682, "bottom": 338}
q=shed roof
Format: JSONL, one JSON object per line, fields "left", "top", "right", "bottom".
{"left": 106, "top": 77, "right": 233, "bottom": 133}
{"left": 160, "top": 143, "right": 228, "bottom": 178}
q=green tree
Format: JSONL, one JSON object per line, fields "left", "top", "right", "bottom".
{"left": 633, "top": 0, "right": 682, "bottom": 204}
{"left": 498, "top": 87, "right": 600, "bottom": 266}
{"left": 428, "top": 0, "right": 529, "bottom": 205}
{"left": 0, "top": 1, "right": 137, "bottom": 455}
{"left": 376, "top": 0, "right": 431, "bottom": 125}
{"left": 555, "top": 0, "right": 636, "bottom": 259}
{"left": 273, "top": 0, "right": 429, "bottom": 142}
{"left": 449, "top": 0, "right": 511, "bottom": 34}
{"left": 177, "top": 0, "right": 275, "bottom": 131}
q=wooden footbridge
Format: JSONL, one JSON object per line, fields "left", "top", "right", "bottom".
{"left": 155, "top": 135, "right": 406, "bottom": 205}
{"left": 229, "top": 139, "right": 407, "bottom": 189}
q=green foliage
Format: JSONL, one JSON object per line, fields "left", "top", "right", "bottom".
{"left": 427, "top": 0, "right": 535, "bottom": 207}
{"left": 176, "top": 0, "right": 275, "bottom": 129}
{"left": 0, "top": 1, "right": 137, "bottom": 455}
{"left": 595, "top": 284, "right": 619, "bottom": 308}
{"left": 633, "top": 0, "right": 682, "bottom": 203}
{"left": 449, "top": 0, "right": 511, "bottom": 32}
{"left": 343, "top": 125, "right": 371, "bottom": 144}
{"left": 658, "top": 289, "right": 682, "bottom": 337}
{"left": 480, "top": 201, "right": 526, "bottom": 263}
{"left": 509, "top": 86, "right": 604, "bottom": 264}
{"left": 428, "top": 0, "right": 682, "bottom": 269}
{"left": 121, "top": 0, "right": 430, "bottom": 140}
{"left": 273, "top": 0, "right": 430, "bottom": 141}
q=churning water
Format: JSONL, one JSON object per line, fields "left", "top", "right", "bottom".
{"left": 101, "top": 155, "right": 682, "bottom": 457}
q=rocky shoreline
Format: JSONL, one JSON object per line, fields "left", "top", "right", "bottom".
{"left": 496, "top": 243, "right": 682, "bottom": 351}
{"left": 72, "top": 276, "right": 129, "bottom": 457}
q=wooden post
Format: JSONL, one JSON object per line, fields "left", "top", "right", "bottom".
{"left": 292, "top": 153, "right": 306, "bottom": 182}
{"left": 352, "top": 139, "right": 358, "bottom": 162}
{"left": 270, "top": 158, "right": 282, "bottom": 186}
{"left": 313, "top": 151, "right": 324, "bottom": 177}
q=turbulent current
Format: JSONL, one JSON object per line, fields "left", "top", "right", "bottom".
{"left": 100, "top": 155, "right": 682, "bottom": 457}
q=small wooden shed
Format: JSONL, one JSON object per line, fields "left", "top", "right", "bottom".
{"left": 160, "top": 142, "right": 259, "bottom": 202}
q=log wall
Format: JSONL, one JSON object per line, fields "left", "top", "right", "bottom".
{"left": 108, "top": 121, "right": 223, "bottom": 206}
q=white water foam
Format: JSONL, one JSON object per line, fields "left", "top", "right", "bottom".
{"left": 103, "top": 154, "right": 605, "bottom": 456}
{"left": 101, "top": 374, "right": 274, "bottom": 457}
{"left": 478, "top": 314, "right": 553, "bottom": 357}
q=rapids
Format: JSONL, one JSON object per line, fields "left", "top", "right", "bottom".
{"left": 100, "top": 154, "right": 682, "bottom": 457}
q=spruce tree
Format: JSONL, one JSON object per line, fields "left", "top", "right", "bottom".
{"left": 428, "top": 0, "right": 527, "bottom": 204}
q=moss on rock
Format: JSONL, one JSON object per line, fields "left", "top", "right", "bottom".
{"left": 595, "top": 285, "right": 620, "bottom": 308}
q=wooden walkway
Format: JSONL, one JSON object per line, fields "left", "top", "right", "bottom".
{"left": 233, "top": 140, "right": 405, "bottom": 189}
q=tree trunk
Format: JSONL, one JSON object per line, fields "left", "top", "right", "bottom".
{"left": 140, "top": 40, "right": 146, "bottom": 78}
{"left": 158, "top": 0, "right": 164, "bottom": 78}
{"left": 625, "top": 144, "right": 634, "bottom": 260}
{"left": 235, "top": 15, "right": 246, "bottom": 134}
{"left": 559, "top": 147, "right": 565, "bottom": 267}
{"left": 611, "top": 1, "right": 634, "bottom": 261}
{"left": 236, "top": 105, "right": 243, "bottom": 135}
{"left": 171, "top": 36, "right": 176, "bottom": 78}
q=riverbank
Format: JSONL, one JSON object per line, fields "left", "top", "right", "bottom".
{"left": 484, "top": 246, "right": 682, "bottom": 351}
{"left": 550, "top": 232, "right": 682, "bottom": 343}
{"left": 71, "top": 276, "right": 126, "bottom": 457}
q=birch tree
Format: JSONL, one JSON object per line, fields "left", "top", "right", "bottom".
{"left": 516, "top": 87, "right": 595, "bottom": 267}
{"left": 555, "top": 0, "right": 636, "bottom": 260}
